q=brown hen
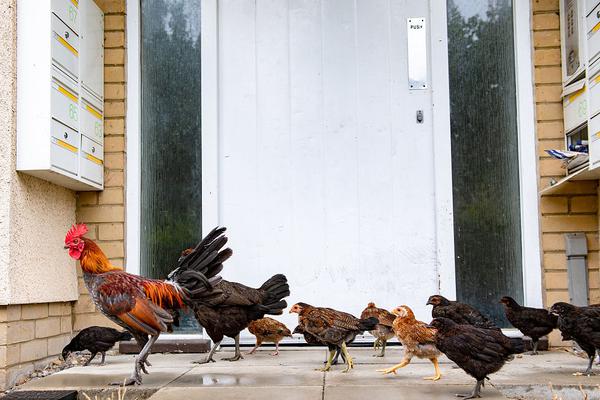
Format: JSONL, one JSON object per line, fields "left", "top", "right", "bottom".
{"left": 377, "top": 305, "right": 442, "bottom": 381}
{"left": 247, "top": 317, "right": 292, "bottom": 356}
{"left": 361, "top": 302, "right": 396, "bottom": 357}
{"left": 290, "top": 303, "right": 378, "bottom": 372}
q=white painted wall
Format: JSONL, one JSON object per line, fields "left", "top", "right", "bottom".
{"left": 208, "top": 0, "right": 450, "bottom": 331}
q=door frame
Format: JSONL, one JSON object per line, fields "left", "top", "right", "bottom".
{"left": 125, "top": 0, "right": 543, "bottom": 308}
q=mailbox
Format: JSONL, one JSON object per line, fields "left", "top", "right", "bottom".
{"left": 16, "top": 0, "right": 104, "bottom": 191}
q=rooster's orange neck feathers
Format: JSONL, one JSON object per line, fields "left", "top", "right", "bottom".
{"left": 79, "top": 238, "right": 123, "bottom": 274}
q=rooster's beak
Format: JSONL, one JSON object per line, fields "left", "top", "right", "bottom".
{"left": 63, "top": 245, "right": 69, "bottom": 249}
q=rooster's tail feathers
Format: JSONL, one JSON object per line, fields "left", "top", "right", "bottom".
{"left": 260, "top": 274, "right": 290, "bottom": 302}
{"left": 254, "top": 299, "right": 288, "bottom": 316}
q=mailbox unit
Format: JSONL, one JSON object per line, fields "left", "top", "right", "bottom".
{"left": 16, "top": 0, "right": 104, "bottom": 191}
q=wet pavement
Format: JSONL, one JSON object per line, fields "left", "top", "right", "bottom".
{"left": 15, "top": 347, "right": 600, "bottom": 399}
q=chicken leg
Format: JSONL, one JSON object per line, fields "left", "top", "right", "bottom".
{"left": 100, "top": 352, "right": 106, "bottom": 366}
{"left": 193, "top": 340, "right": 220, "bottom": 364}
{"left": 574, "top": 355, "right": 596, "bottom": 376}
{"left": 84, "top": 352, "right": 97, "bottom": 366}
{"left": 457, "top": 379, "right": 483, "bottom": 399}
{"left": 246, "top": 339, "right": 262, "bottom": 355}
{"left": 113, "top": 334, "right": 158, "bottom": 386}
{"left": 424, "top": 357, "right": 442, "bottom": 381}
{"left": 317, "top": 349, "right": 336, "bottom": 372}
{"left": 271, "top": 341, "right": 280, "bottom": 356}
{"left": 377, "top": 358, "right": 410, "bottom": 375}
{"left": 340, "top": 342, "right": 354, "bottom": 373}
{"left": 530, "top": 340, "right": 539, "bottom": 355}
{"left": 374, "top": 340, "right": 387, "bottom": 357}
{"left": 222, "top": 334, "right": 244, "bottom": 361}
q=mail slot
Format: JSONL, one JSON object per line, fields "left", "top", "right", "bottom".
{"left": 80, "top": 135, "right": 103, "bottom": 184}
{"left": 51, "top": 77, "right": 79, "bottom": 130}
{"left": 80, "top": 96, "right": 103, "bottom": 145}
{"left": 52, "top": 0, "right": 79, "bottom": 34}
{"left": 51, "top": 13, "right": 79, "bottom": 79}
{"left": 50, "top": 120, "right": 79, "bottom": 176}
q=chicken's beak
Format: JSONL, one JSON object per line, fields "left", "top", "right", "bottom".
{"left": 426, "top": 301, "right": 433, "bottom": 306}
{"left": 425, "top": 324, "right": 435, "bottom": 329}
{"left": 63, "top": 245, "right": 69, "bottom": 249}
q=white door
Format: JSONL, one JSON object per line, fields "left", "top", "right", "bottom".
{"left": 202, "top": 0, "right": 454, "bottom": 334}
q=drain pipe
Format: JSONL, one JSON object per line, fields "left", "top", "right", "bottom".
{"left": 564, "top": 232, "right": 589, "bottom": 306}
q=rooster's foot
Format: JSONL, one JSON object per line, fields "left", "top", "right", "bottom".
{"left": 424, "top": 375, "right": 441, "bottom": 381}
{"left": 377, "top": 367, "right": 397, "bottom": 375}
{"left": 316, "top": 365, "right": 331, "bottom": 372}
{"left": 373, "top": 353, "right": 385, "bottom": 357}
{"left": 270, "top": 351, "right": 279, "bottom": 356}
{"left": 455, "top": 395, "right": 481, "bottom": 399}
{"left": 110, "top": 377, "right": 140, "bottom": 386}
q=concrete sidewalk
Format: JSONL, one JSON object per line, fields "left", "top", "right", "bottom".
{"left": 15, "top": 347, "right": 600, "bottom": 399}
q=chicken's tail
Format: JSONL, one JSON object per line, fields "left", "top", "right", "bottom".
{"left": 166, "top": 226, "right": 233, "bottom": 300}
{"left": 119, "top": 331, "right": 134, "bottom": 342}
{"left": 247, "top": 274, "right": 290, "bottom": 317}
{"left": 358, "top": 317, "right": 379, "bottom": 332}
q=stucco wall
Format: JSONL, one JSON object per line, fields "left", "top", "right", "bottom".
{"left": 0, "top": 0, "right": 78, "bottom": 305}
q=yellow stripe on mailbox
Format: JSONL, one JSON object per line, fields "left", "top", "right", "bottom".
{"left": 57, "top": 85, "right": 78, "bottom": 103}
{"left": 86, "top": 153, "right": 103, "bottom": 165}
{"left": 85, "top": 104, "right": 102, "bottom": 119}
{"left": 71, "top": 0, "right": 79, "bottom": 7}
{"left": 55, "top": 138, "right": 77, "bottom": 153}
{"left": 57, "top": 35, "right": 79, "bottom": 57}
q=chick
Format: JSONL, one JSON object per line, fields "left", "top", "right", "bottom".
{"left": 360, "top": 302, "right": 396, "bottom": 357}
{"left": 62, "top": 326, "right": 133, "bottom": 366}
{"left": 247, "top": 317, "right": 292, "bottom": 356}
{"left": 377, "top": 305, "right": 441, "bottom": 381}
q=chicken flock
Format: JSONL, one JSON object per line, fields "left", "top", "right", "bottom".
{"left": 63, "top": 224, "right": 600, "bottom": 398}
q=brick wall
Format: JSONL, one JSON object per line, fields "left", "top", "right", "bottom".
{"left": 73, "top": 0, "right": 126, "bottom": 332}
{"left": 0, "top": 303, "right": 72, "bottom": 387}
{"left": 533, "top": 0, "right": 600, "bottom": 344}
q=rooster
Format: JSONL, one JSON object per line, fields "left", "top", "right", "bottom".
{"left": 289, "top": 302, "right": 378, "bottom": 372}
{"left": 377, "top": 305, "right": 442, "bottom": 381}
{"left": 64, "top": 224, "right": 232, "bottom": 385}
{"left": 178, "top": 248, "right": 290, "bottom": 363}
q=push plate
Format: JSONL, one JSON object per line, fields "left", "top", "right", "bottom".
{"left": 407, "top": 17, "right": 427, "bottom": 90}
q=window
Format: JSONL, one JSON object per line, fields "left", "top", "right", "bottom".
{"left": 447, "top": 0, "right": 524, "bottom": 325}
{"left": 140, "top": 0, "right": 202, "bottom": 331}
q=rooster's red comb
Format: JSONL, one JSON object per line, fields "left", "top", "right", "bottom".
{"left": 65, "top": 223, "right": 88, "bottom": 244}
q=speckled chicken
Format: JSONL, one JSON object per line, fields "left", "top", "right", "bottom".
{"left": 360, "top": 302, "right": 396, "bottom": 357}
{"left": 377, "top": 305, "right": 442, "bottom": 381}
{"left": 292, "top": 324, "right": 346, "bottom": 365}
{"left": 247, "top": 317, "right": 292, "bottom": 356}
{"left": 289, "top": 302, "right": 378, "bottom": 372}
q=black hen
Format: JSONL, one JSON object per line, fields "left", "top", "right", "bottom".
{"left": 500, "top": 296, "right": 557, "bottom": 354}
{"left": 62, "top": 326, "right": 133, "bottom": 366}
{"left": 550, "top": 302, "right": 600, "bottom": 375}
{"left": 429, "top": 317, "right": 524, "bottom": 399}
{"left": 183, "top": 265, "right": 290, "bottom": 363}
{"left": 427, "top": 294, "right": 499, "bottom": 330}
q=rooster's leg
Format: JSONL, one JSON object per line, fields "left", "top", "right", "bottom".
{"left": 340, "top": 342, "right": 354, "bottom": 373}
{"left": 246, "top": 339, "right": 262, "bottom": 355}
{"left": 531, "top": 340, "right": 539, "bottom": 355}
{"left": 193, "top": 340, "right": 220, "bottom": 364}
{"left": 457, "top": 379, "right": 483, "bottom": 399}
{"left": 113, "top": 334, "right": 158, "bottom": 386}
{"left": 222, "top": 335, "right": 244, "bottom": 361}
{"left": 84, "top": 352, "right": 97, "bottom": 366}
{"left": 317, "top": 349, "right": 336, "bottom": 372}
{"left": 99, "top": 352, "right": 106, "bottom": 366}
{"left": 377, "top": 355, "right": 411, "bottom": 375}
{"left": 373, "top": 338, "right": 380, "bottom": 351}
{"left": 423, "top": 357, "right": 442, "bottom": 381}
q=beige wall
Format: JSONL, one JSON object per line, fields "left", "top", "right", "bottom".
{"left": 533, "top": 0, "right": 600, "bottom": 344}
{"left": 0, "top": 0, "right": 78, "bottom": 305}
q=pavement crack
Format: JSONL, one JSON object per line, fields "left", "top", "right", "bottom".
{"left": 321, "top": 371, "right": 326, "bottom": 400}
